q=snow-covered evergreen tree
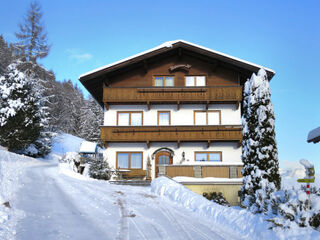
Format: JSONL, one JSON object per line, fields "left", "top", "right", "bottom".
{"left": 0, "top": 35, "right": 14, "bottom": 72}
{"left": 15, "top": 1, "right": 50, "bottom": 63}
{"left": 89, "top": 158, "right": 110, "bottom": 180}
{"left": 0, "top": 62, "right": 41, "bottom": 152}
{"left": 22, "top": 65, "right": 53, "bottom": 157}
{"left": 80, "top": 97, "right": 103, "bottom": 142}
{"left": 241, "top": 69, "right": 281, "bottom": 213}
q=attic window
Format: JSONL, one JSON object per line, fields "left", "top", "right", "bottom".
{"left": 154, "top": 76, "right": 174, "bottom": 87}
{"left": 185, "top": 76, "right": 206, "bottom": 86}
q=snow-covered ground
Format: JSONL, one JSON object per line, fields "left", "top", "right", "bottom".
{"left": 0, "top": 133, "right": 319, "bottom": 239}
{"left": 1, "top": 150, "right": 235, "bottom": 240}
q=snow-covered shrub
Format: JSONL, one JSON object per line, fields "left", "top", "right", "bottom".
{"left": 60, "top": 152, "right": 81, "bottom": 172}
{"left": 263, "top": 186, "right": 320, "bottom": 230}
{"left": 269, "top": 189, "right": 310, "bottom": 228}
{"left": 203, "top": 192, "right": 230, "bottom": 206}
{"left": 309, "top": 212, "right": 320, "bottom": 229}
{"left": 89, "top": 158, "right": 110, "bottom": 180}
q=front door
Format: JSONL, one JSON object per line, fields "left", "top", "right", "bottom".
{"left": 155, "top": 151, "right": 173, "bottom": 177}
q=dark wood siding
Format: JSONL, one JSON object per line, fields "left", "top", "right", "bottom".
{"left": 109, "top": 55, "right": 239, "bottom": 88}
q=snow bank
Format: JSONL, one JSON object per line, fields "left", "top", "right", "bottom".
{"left": 0, "top": 150, "right": 37, "bottom": 240}
{"left": 151, "top": 176, "right": 320, "bottom": 240}
{"left": 173, "top": 176, "right": 243, "bottom": 183}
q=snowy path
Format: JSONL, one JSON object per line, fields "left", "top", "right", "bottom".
{"left": 15, "top": 160, "right": 238, "bottom": 240}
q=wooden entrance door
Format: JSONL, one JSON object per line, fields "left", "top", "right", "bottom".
{"left": 155, "top": 151, "right": 173, "bottom": 177}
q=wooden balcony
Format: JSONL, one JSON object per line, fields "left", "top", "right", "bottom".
{"left": 103, "top": 86, "right": 242, "bottom": 109}
{"left": 160, "top": 164, "right": 243, "bottom": 179}
{"left": 100, "top": 125, "right": 242, "bottom": 148}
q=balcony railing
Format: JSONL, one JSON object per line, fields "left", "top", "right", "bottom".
{"left": 158, "top": 164, "right": 243, "bottom": 179}
{"left": 103, "top": 86, "right": 242, "bottom": 109}
{"left": 100, "top": 125, "right": 242, "bottom": 147}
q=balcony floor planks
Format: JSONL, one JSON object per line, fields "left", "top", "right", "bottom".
{"left": 101, "top": 125, "right": 242, "bottom": 143}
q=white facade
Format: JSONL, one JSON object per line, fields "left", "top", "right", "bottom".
{"left": 103, "top": 103, "right": 242, "bottom": 179}
{"left": 104, "top": 142, "right": 241, "bottom": 179}
{"left": 104, "top": 104, "right": 241, "bottom": 126}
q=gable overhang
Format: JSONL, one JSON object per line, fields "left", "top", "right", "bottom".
{"left": 79, "top": 40, "right": 275, "bottom": 106}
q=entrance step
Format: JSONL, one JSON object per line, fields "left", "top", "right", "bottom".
{"left": 110, "top": 180, "right": 151, "bottom": 186}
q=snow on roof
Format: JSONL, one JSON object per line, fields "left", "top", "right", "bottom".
{"left": 79, "top": 141, "right": 97, "bottom": 153}
{"left": 307, "top": 127, "right": 320, "bottom": 143}
{"left": 79, "top": 39, "right": 275, "bottom": 79}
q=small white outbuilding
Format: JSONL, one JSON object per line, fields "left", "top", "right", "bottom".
{"left": 79, "top": 141, "right": 97, "bottom": 154}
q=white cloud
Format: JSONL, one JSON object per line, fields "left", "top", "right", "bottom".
{"left": 66, "top": 49, "right": 93, "bottom": 62}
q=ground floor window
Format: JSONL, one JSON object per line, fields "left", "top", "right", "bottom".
{"left": 116, "top": 152, "right": 143, "bottom": 169}
{"left": 195, "top": 151, "right": 222, "bottom": 162}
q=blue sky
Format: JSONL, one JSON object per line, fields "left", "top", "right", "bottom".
{"left": 1, "top": 0, "right": 320, "bottom": 173}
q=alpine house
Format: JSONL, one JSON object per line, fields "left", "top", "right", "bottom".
{"left": 79, "top": 40, "right": 275, "bottom": 205}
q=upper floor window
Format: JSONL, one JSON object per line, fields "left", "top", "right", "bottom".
{"left": 194, "top": 110, "right": 221, "bottom": 125}
{"left": 154, "top": 76, "right": 174, "bottom": 87}
{"left": 158, "top": 111, "right": 171, "bottom": 126}
{"left": 185, "top": 76, "right": 206, "bottom": 87}
{"left": 117, "top": 111, "right": 143, "bottom": 126}
{"left": 195, "top": 151, "right": 222, "bottom": 162}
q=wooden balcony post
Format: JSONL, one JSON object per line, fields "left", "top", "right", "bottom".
{"left": 193, "top": 166, "right": 202, "bottom": 178}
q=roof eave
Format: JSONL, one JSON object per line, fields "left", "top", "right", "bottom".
{"left": 79, "top": 40, "right": 276, "bottom": 82}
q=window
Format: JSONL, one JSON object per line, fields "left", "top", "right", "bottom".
{"left": 116, "top": 152, "right": 143, "bottom": 169}
{"left": 158, "top": 111, "right": 171, "bottom": 126}
{"left": 154, "top": 76, "right": 174, "bottom": 87}
{"left": 194, "top": 110, "right": 221, "bottom": 125}
{"left": 117, "top": 111, "right": 143, "bottom": 126}
{"left": 195, "top": 152, "right": 222, "bottom": 162}
{"left": 185, "top": 76, "right": 206, "bottom": 86}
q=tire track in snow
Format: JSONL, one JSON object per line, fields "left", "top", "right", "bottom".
{"left": 166, "top": 204, "right": 224, "bottom": 240}
{"left": 116, "top": 198, "right": 129, "bottom": 240}
{"left": 122, "top": 194, "right": 170, "bottom": 240}
{"left": 156, "top": 203, "right": 194, "bottom": 240}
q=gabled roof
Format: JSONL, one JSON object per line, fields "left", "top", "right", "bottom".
{"left": 79, "top": 40, "right": 275, "bottom": 105}
{"left": 80, "top": 40, "right": 275, "bottom": 81}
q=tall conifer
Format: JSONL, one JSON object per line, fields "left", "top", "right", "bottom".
{"left": 241, "top": 69, "right": 281, "bottom": 213}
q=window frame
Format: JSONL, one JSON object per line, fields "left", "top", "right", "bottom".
{"left": 153, "top": 75, "right": 175, "bottom": 87}
{"left": 194, "top": 151, "right": 222, "bottom": 162}
{"left": 184, "top": 75, "right": 207, "bottom": 87}
{"left": 116, "top": 152, "right": 143, "bottom": 169}
{"left": 193, "top": 110, "right": 221, "bottom": 125}
{"left": 117, "top": 111, "right": 143, "bottom": 126}
{"left": 157, "top": 111, "right": 171, "bottom": 126}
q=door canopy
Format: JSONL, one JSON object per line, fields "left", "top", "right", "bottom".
{"left": 151, "top": 148, "right": 174, "bottom": 159}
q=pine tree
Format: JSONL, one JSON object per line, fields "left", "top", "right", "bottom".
{"left": 12, "top": 1, "right": 54, "bottom": 157}
{"left": 241, "top": 69, "right": 281, "bottom": 213}
{"left": 22, "top": 66, "right": 53, "bottom": 157}
{"left": 80, "top": 97, "right": 103, "bottom": 142}
{"left": 15, "top": 1, "right": 50, "bottom": 63}
{"left": 0, "top": 35, "right": 14, "bottom": 72}
{"left": 0, "top": 62, "right": 41, "bottom": 152}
